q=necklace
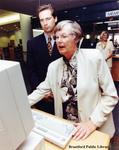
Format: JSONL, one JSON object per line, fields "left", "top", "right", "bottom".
{"left": 101, "top": 42, "right": 107, "bottom": 49}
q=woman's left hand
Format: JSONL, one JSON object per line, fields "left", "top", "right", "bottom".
{"left": 72, "top": 120, "right": 97, "bottom": 140}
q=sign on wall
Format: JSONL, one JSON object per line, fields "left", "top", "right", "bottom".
{"left": 106, "top": 10, "right": 119, "bottom": 17}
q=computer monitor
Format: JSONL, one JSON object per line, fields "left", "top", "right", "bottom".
{"left": 0, "top": 60, "right": 34, "bottom": 150}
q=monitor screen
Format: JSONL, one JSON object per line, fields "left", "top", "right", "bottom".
{"left": 0, "top": 60, "right": 34, "bottom": 150}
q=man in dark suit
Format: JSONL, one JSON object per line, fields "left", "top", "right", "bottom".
{"left": 27, "top": 4, "right": 61, "bottom": 114}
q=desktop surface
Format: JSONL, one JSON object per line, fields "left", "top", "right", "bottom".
{"left": 32, "top": 109, "right": 110, "bottom": 150}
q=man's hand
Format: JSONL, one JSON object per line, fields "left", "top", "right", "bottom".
{"left": 44, "top": 92, "right": 54, "bottom": 102}
{"left": 72, "top": 120, "right": 97, "bottom": 140}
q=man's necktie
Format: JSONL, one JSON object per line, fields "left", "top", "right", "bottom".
{"left": 47, "top": 36, "right": 52, "bottom": 56}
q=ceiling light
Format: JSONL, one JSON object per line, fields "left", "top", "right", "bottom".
{"left": 85, "top": 34, "right": 90, "bottom": 39}
{"left": 82, "top": 7, "right": 87, "bottom": 10}
{"left": 108, "top": 27, "right": 111, "bottom": 30}
{"left": 64, "top": 10, "right": 68, "bottom": 13}
{"left": 105, "top": 20, "right": 119, "bottom": 23}
{"left": 0, "top": 14, "right": 20, "bottom": 26}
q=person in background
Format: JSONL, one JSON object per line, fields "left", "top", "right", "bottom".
{"left": 27, "top": 4, "right": 61, "bottom": 114}
{"left": 114, "top": 39, "right": 119, "bottom": 48}
{"left": 28, "top": 20, "right": 118, "bottom": 140}
{"left": 96, "top": 31, "right": 114, "bottom": 70}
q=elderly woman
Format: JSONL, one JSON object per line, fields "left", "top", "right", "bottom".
{"left": 28, "top": 20, "right": 118, "bottom": 140}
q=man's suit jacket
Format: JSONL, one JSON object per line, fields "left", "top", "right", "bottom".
{"left": 29, "top": 48, "right": 118, "bottom": 137}
{"left": 27, "top": 33, "right": 61, "bottom": 91}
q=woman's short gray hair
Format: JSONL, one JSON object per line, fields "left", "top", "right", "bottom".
{"left": 54, "top": 20, "right": 82, "bottom": 42}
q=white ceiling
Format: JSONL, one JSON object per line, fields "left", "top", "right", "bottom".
{"left": 0, "top": 0, "right": 116, "bottom": 16}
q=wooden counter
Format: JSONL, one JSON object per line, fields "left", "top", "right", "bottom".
{"left": 33, "top": 110, "right": 110, "bottom": 150}
{"left": 111, "top": 55, "right": 119, "bottom": 81}
{"left": 45, "top": 130, "right": 110, "bottom": 150}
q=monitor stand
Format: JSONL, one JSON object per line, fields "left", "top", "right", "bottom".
{"left": 17, "top": 131, "right": 45, "bottom": 150}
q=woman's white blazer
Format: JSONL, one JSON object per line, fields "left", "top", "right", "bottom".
{"left": 29, "top": 49, "right": 118, "bottom": 137}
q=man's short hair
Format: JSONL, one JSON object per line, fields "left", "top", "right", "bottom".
{"left": 37, "top": 4, "right": 57, "bottom": 18}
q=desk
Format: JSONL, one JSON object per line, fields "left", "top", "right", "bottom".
{"left": 33, "top": 110, "right": 110, "bottom": 150}
{"left": 45, "top": 131, "right": 110, "bottom": 150}
{"left": 111, "top": 55, "right": 119, "bottom": 81}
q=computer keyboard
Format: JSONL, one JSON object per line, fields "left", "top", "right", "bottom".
{"left": 32, "top": 110, "right": 76, "bottom": 148}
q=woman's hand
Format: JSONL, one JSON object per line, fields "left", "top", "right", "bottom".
{"left": 72, "top": 120, "right": 97, "bottom": 140}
